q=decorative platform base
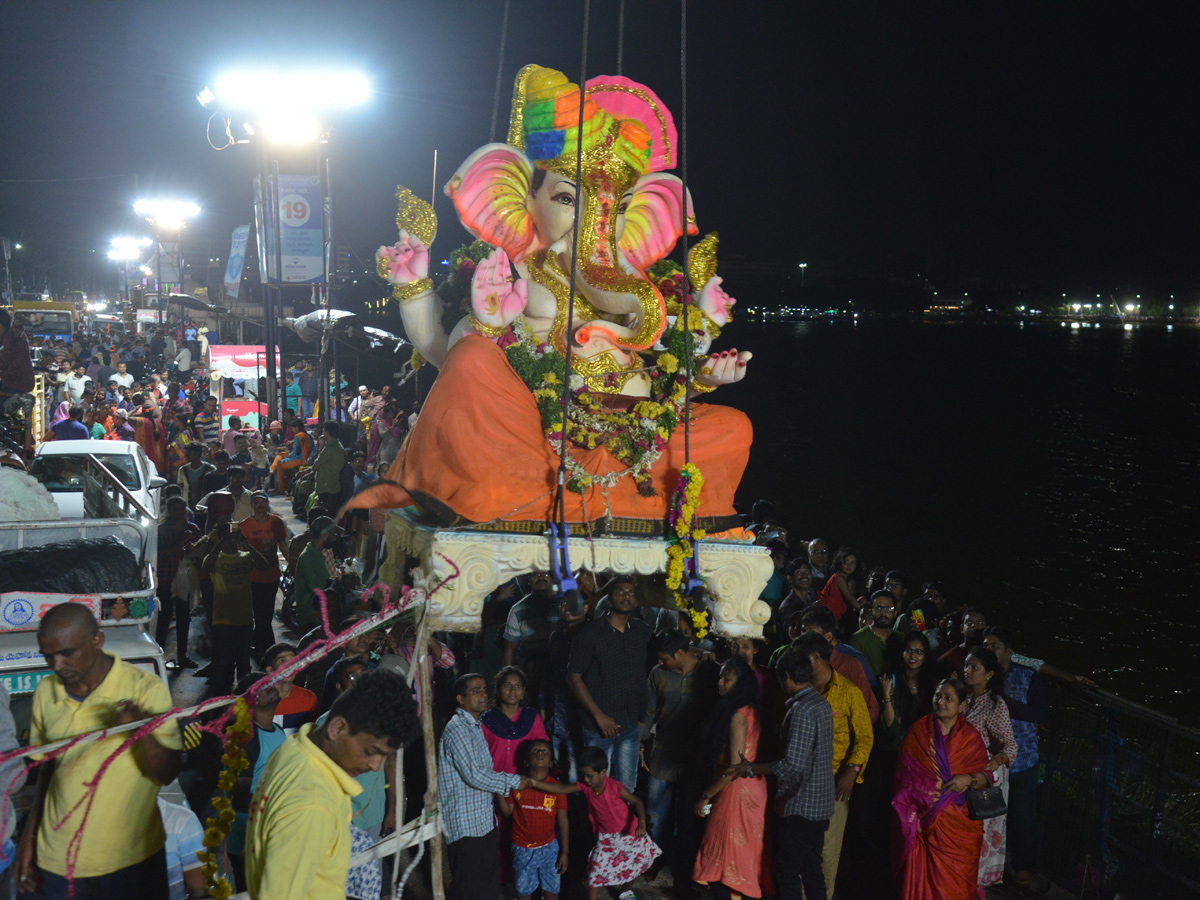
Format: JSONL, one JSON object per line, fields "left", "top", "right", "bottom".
{"left": 382, "top": 511, "right": 774, "bottom": 637}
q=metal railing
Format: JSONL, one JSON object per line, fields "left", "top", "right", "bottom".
{"left": 1039, "top": 682, "right": 1200, "bottom": 898}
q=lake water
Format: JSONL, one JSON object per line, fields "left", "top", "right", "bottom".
{"left": 719, "top": 317, "right": 1200, "bottom": 724}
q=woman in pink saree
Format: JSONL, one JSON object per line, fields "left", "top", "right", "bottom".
{"left": 893, "top": 678, "right": 992, "bottom": 900}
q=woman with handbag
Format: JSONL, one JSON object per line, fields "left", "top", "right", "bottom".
{"left": 892, "top": 678, "right": 993, "bottom": 900}
{"left": 962, "top": 648, "right": 1019, "bottom": 897}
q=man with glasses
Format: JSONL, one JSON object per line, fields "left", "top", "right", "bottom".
{"left": 882, "top": 570, "right": 908, "bottom": 613}
{"left": 851, "top": 590, "right": 904, "bottom": 677}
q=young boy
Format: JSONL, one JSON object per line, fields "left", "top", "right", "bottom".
{"left": 497, "top": 739, "right": 569, "bottom": 900}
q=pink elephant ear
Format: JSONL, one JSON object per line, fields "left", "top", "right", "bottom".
{"left": 444, "top": 144, "right": 536, "bottom": 264}
{"left": 619, "top": 173, "right": 698, "bottom": 272}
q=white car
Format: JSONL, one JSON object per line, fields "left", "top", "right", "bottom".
{"left": 31, "top": 440, "right": 167, "bottom": 519}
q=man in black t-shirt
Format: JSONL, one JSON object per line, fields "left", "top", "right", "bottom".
{"left": 566, "top": 575, "right": 652, "bottom": 792}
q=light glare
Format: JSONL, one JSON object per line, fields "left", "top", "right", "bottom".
{"left": 262, "top": 111, "right": 320, "bottom": 144}
{"left": 214, "top": 70, "right": 370, "bottom": 113}
{"left": 134, "top": 199, "right": 201, "bottom": 224}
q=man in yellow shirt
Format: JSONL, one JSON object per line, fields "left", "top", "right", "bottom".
{"left": 796, "top": 631, "right": 873, "bottom": 898}
{"left": 246, "top": 668, "right": 420, "bottom": 900}
{"left": 12, "top": 603, "right": 182, "bottom": 898}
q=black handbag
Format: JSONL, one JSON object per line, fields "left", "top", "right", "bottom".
{"left": 967, "top": 785, "right": 1007, "bottom": 820}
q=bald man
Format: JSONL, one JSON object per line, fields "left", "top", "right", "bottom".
{"left": 12, "top": 604, "right": 182, "bottom": 899}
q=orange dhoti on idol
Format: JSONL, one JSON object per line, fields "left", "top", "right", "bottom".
{"left": 347, "top": 335, "right": 751, "bottom": 529}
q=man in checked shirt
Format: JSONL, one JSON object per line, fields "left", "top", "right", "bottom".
{"left": 438, "top": 673, "right": 532, "bottom": 900}
{"left": 733, "top": 646, "right": 835, "bottom": 900}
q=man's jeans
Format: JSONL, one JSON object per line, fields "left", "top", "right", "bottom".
{"left": 210, "top": 624, "right": 252, "bottom": 696}
{"left": 646, "top": 774, "right": 676, "bottom": 849}
{"left": 41, "top": 846, "right": 168, "bottom": 900}
{"left": 549, "top": 699, "right": 579, "bottom": 783}
{"left": 580, "top": 720, "right": 640, "bottom": 792}
{"left": 250, "top": 579, "right": 280, "bottom": 653}
{"left": 774, "top": 814, "right": 828, "bottom": 900}
{"left": 301, "top": 397, "right": 315, "bottom": 418}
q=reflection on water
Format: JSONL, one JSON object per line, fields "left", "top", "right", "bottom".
{"left": 722, "top": 319, "right": 1200, "bottom": 723}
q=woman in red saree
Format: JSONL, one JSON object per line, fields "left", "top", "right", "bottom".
{"left": 892, "top": 678, "right": 993, "bottom": 900}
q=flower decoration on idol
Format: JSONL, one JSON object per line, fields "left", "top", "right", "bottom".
{"left": 665, "top": 462, "right": 709, "bottom": 637}
{"left": 198, "top": 697, "right": 253, "bottom": 899}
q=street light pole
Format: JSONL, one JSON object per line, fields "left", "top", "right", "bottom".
{"left": 2, "top": 238, "right": 12, "bottom": 303}
{"left": 201, "top": 67, "right": 369, "bottom": 425}
{"left": 134, "top": 200, "right": 200, "bottom": 330}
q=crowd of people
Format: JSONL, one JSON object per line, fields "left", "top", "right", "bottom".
{"left": 0, "top": 312, "right": 414, "bottom": 484}
{"left": 430, "top": 514, "right": 1096, "bottom": 900}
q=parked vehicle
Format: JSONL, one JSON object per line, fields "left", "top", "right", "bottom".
{"left": 13, "top": 300, "right": 74, "bottom": 343}
{"left": 89, "top": 313, "right": 126, "bottom": 334}
{"left": 30, "top": 440, "right": 166, "bottom": 519}
{"left": 0, "top": 506, "right": 164, "bottom": 732}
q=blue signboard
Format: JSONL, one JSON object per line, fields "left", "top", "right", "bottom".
{"left": 256, "top": 174, "right": 324, "bottom": 284}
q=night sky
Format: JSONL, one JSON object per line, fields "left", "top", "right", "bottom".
{"left": 1, "top": 1, "right": 1197, "bottom": 297}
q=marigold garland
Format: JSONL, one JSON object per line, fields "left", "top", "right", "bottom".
{"left": 198, "top": 697, "right": 253, "bottom": 899}
{"left": 666, "top": 463, "right": 710, "bottom": 637}
{"left": 499, "top": 311, "right": 709, "bottom": 496}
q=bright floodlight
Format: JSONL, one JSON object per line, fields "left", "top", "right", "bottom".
{"left": 214, "top": 69, "right": 370, "bottom": 112}
{"left": 197, "top": 86, "right": 215, "bottom": 107}
{"left": 262, "top": 111, "right": 320, "bottom": 144}
{"left": 135, "top": 199, "right": 201, "bottom": 230}
{"left": 109, "top": 236, "right": 152, "bottom": 261}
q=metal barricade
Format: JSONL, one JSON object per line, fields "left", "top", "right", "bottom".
{"left": 1039, "top": 682, "right": 1200, "bottom": 898}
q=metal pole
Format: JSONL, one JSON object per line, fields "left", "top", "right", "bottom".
{"left": 156, "top": 226, "right": 164, "bottom": 328}
{"left": 319, "top": 143, "right": 331, "bottom": 424}
{"left": 271, "top": 160, "right": 286, "bottom": 422}
{"left": 255, "top": 142, "right": 278, "bottom": 424}
{"left": 414, "top": 607, "right": 446, "bottom": 900}
{"left": 3, "top": 238, "right": 12, "bottom": 303}
{"left": 326, "top": 154, "right": 341, "bottom": 423}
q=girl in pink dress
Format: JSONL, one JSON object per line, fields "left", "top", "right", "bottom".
{"left": 693, "top": 657, "right": 771, "bottom": 900}
{"left": 531, "top": 746, "right": 660, "bottom": 900}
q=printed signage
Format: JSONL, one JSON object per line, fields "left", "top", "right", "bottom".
{"left": 255, "top": 174, "right": 324, "bottom": 285}
{"left": 0, "top": 671, "right": 51, "bottom": 695}
{"left": 224, "top": 224, "right": 250, "bottom": 299}
{"left": 0, "top": 593, "right": 102, "bottom": 632}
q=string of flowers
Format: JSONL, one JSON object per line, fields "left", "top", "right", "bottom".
{"left": 197, "top": 698, "right": 253, "bottom": 899}
{"left": 498, "top": 311, "right": 709, "bottom": 496}
{"left": 666, "top": 462, "right": 710, "bottom": 637}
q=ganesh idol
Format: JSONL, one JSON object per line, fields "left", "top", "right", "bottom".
{"left": 351, "top": 64, "right": 753, "bottom": 532}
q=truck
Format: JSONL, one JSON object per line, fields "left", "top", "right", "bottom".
{"left": 0, "top": 456, "right": 166, "bottom": 741}
{"left": 13, "top": 300, "right": 75, "bottom": 343}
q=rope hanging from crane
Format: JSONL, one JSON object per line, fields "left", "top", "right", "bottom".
{"left": 550, "top": 0, "right": 592, "bottom": 614}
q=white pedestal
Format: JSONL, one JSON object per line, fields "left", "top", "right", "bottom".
{"left": 382, "top": 512, "right": 774, "bottom": 637}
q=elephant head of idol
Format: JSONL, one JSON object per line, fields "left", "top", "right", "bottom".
{"left": 445, "top": 65, "right": 697, "bottom": 359}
